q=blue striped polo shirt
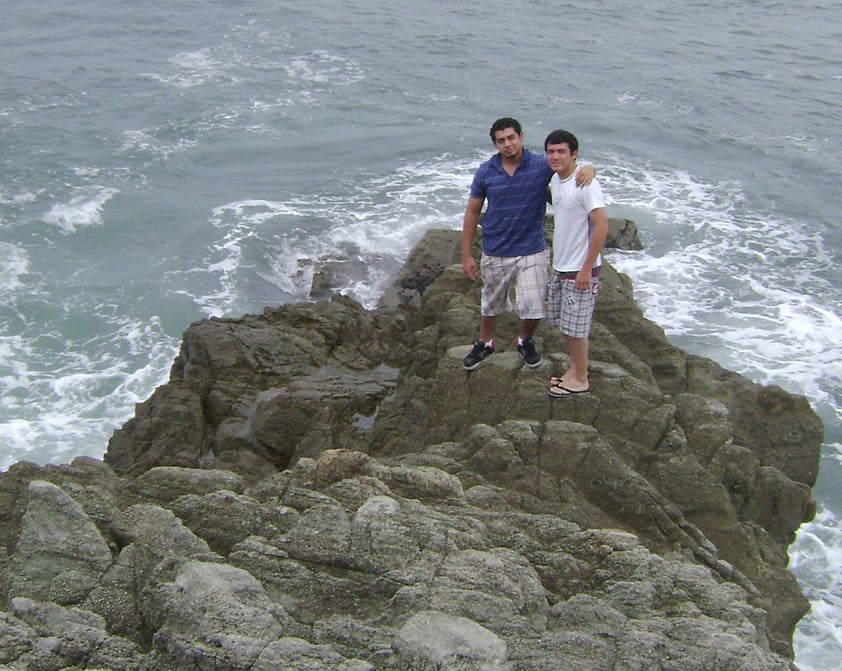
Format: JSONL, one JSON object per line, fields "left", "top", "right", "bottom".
{"left": 470, "top": 147, "right": 553, "bottom": 257}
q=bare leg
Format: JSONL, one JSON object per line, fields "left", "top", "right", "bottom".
{"left": 561, "top": 335, "right": 590, "bottom": 391}
{"left": 479, "top": 315, "right": 497, "bottom": 343}
{"left": 518, "top": 318, "right": 540, "bottom": 340}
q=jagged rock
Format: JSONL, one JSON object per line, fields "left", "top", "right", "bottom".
{"left": 0, "top": 226, "right": 822, "bottom": 670}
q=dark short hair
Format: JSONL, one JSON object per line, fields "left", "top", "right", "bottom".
{"left": 544, "top": 129, "right": 579, "bottom": 153}
{"left": 489, "top": 117, "right": 522, "bottom": 141}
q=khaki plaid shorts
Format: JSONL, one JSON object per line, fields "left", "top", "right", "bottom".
{"left": 480, "top": 249, "right": 550, "bottom": 319}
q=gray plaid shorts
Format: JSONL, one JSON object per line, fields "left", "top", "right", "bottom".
{"left": 547, "top": 268, "right": 600, "bottom": 338}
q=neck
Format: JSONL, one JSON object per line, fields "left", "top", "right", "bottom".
{"left": 558, "top": 163, "right": 578, "bottom": 180}
{"left": 501, "top": 149, "right": 524, "bottom": 169}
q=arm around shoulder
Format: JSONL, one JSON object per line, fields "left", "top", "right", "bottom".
{"left": 575, "top": 163, "right": 596, "bottom": 187}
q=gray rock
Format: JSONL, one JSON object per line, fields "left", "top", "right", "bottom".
{"left": 141, "top": 559, "right": 291, "bottom": 670}
{"left": 393, "top": 610, "right": 508, "bottom": 670}
{"left": 9, "top": 597, "right": 145, "bottom": 670}
{"left": 5, "top": 480, "right": 112, "bottom": 605}
{"left": 130, "top": 465, "right": 245, "bottom": 505}
{"left": 253, "top": 636, "right": 374, "bottom": 671}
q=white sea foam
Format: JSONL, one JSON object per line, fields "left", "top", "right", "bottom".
{"left": 0, "top": 312, "right": 178, "bottom": 471}
{"left": 193, "top": 199, "right": 311, "bottom": 316}
{"left": 791, "top": 506, "right": 842, "bottom": 671}
{"left": 118, "top": 129, "right": 198, "bottom": 160}
{"left": 0, "top": 190, "right": 38, "bottom": 206}
{"left": 185, "top": 154, "right": 475, "bottom": 317}
{"left": 0, "top": 243, "right": 29, "bottom": 293}
{"left": 601, "top": 157, "right": 842, "bottom": 399}
{"left": 41, "top": 186, "right": 119, "bottom": 233}
{"left": 149, "top": 48, "right": 226, "bottom": 88}
{"left": 284, "top": 50, "right": 365, "bottom": 86}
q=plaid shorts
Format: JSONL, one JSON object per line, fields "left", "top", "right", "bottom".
{"left": 480, "top": 249, "right": 550, "bottom": 319}
{"left": 547, "top": 268, "right": 600, "bottom": 338}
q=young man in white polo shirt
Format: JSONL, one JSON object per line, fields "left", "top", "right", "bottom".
{"left": 544, "top": 129, "right": 608, "bottom": 396}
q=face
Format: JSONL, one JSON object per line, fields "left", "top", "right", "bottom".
{"left": 545, "top": 142, "right": 578, "bottom": 177}
{"left": 492, "top": 127, "right": 524, "bottom": 159}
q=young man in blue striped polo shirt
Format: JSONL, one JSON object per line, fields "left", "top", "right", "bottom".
{"left": 461, "top": 117, "right": 595, "bottom": 370}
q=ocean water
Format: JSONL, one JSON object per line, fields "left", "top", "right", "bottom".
{"left": 1, "top": 0, "right": 840, "bottom": 667}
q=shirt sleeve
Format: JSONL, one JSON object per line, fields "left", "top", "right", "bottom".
{"left": 580, "top": 180, "right": 606, "bottom": 212}
{"left": 469, "top": 165, "right": 487, "bottom": 200}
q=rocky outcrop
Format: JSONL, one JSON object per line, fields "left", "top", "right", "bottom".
{"left": 0, "top": 219, "right": 822, "bottom": 670}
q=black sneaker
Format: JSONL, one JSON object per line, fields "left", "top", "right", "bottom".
{"left": 517, "top": 337, "right": 541, "bottom": 367}
{"left": 463, "top": 339, "right": 495, "bottom": 370}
